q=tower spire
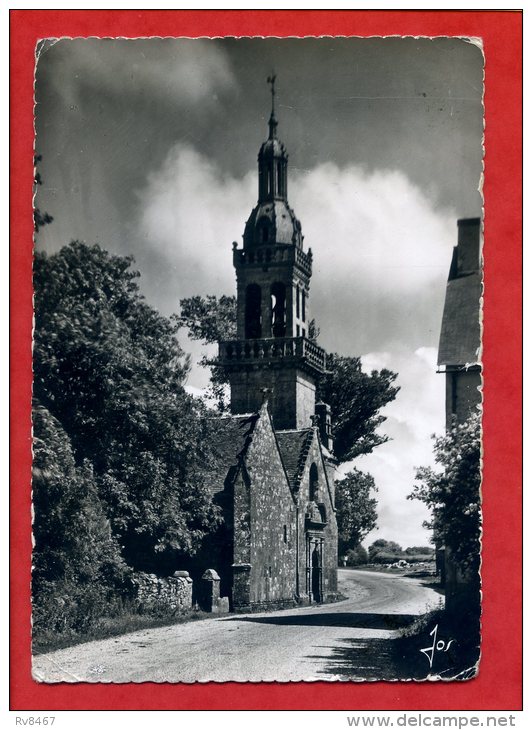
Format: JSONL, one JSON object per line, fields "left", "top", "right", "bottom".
{"left": 267, "top": 73, "right": 277, "bottom": 139}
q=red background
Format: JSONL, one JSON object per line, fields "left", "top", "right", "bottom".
{"left": 10, "top": 10, "right": 523, "bottom": 711}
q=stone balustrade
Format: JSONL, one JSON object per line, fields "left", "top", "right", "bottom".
{"left": 234, "top": 244, "right": 312, "bottom": 277}
{"left": 219, "top": 336, "right": 327, "bottom": 374}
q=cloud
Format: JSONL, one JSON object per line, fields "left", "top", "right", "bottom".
{"left": 137, "top": 144, "right": 255, "bottom": 301}
{"left": 288, "top": 163, "right": 457, "bottom": 355}
{"left": 40, "top": 38, "right": 236, "bottom": 109}
{"left": 346, "top": 346, "right": 445, "bottom": 548}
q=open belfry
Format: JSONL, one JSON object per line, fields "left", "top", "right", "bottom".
{"left": 205, "top": 77, "right": 338, "bottom": 611}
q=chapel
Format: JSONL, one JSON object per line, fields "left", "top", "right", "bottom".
{"left": 205, "top": 78, "right": 338, "bottom": 611}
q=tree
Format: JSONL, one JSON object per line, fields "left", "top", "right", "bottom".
{"left": 336, "top": 469, "right": 378, "bottom": 556}
{"left": 178, "top": 294, "right": 237, "bottom": 342}
{"left": 177, "top": 295, "right": 237, "bottom": 410}
{"left": 178, "top": 294, "right": 399, "bottom": 462}
{"left": 32, "top": 401, "right": 129, "bottom": 634}
{"left": 319, "top": 354, "right": 399, "bottom": 462}
{"left": 345, "top": 544, "right": 369, "bottom": 566}
{"left": 33, "top": 155, "right": 54, "bottom": 232}
{"left": 408, "top": 412, "right": 481, "bottom": 571}
{"left": 404, "top": 546, "right": 434, "bottom": 556}
{"left": 34, "top": 242, "right": 222, "bottom": 571}
{"left": 368, "top": 539, "right": 403, "bottom": 562}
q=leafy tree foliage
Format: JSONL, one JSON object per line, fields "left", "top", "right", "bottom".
{"left": 32, "top": 402, "right": 126, "bottom": 586}
{"left": 178, "top": 294, "right": 237, "bottom": 342}
{"left": 33, "top": 155, "right": 54, "bottom": 232}
{"left": 408, "top": 412, "right": 481, "bottom": 571}
{"left": 178, "top": 295, "right": 399, "bottom": 463}
{"left": 177, "top": 295, "right": 236, "bottom": 410}
{"left": 336, "top": 469, "right": 378, "bottom": 556}
{"left": 404, "top": 546, "right": 434, "bottom": 555}
{"left": 344, "top": 544, "right": 369, "bottom": 566}
{"left": 32, "top": 402, "right": 129, "bottom": 635}
{"left": 368, "top": 539, "right": 403, "bottom": 562}
{"left": 319, "top": 354, "right": 399, "bottom": 462}
{"left": 34, "top": 242, "right": 221, "bottom": 570}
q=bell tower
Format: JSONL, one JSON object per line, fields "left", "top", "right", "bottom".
{"left": 219, "top": 76, "right": 327, "bottom": 430}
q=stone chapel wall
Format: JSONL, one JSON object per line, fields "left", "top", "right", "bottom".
{"left": 244, "top": 410, "right": 297, "bottom": 609}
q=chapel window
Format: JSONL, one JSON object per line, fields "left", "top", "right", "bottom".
{"left": 309, "top": 463, "right": 319, "bottom": 502}
{"left": 270, "top": 282, "right": 287, "bottom": 338}
{"left": 245, "top": 283, "right": 262, "bottom": 339}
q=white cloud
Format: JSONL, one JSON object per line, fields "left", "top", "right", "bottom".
{"left": 44, "top": 38, "right": 236, "bottom": 109}
{"left": 415, "top": 346, "right": 438, "bottom": 369}
{"left": 138, "top": 144, "right": 255, "bottom": 298}
{"left": 288, "top": 163, "right": 456, "bottom": 356}
{"left": 361, "top": 351, "right": 392, "bottom": 374}
{"left": 350, "top": 345, "right": 445, "bottom": 548}
{"left": 184, "top": 384, "right": 206, "bottom": 399}
{"left": 292, "top": 163, "right": 454, "bottom": 293}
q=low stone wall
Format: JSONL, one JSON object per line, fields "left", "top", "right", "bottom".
{"left": 232, "top": 597, "right": 298, "bottom": 613}
{"left": 132, "top": 570, "right": 193, "bottom": 613}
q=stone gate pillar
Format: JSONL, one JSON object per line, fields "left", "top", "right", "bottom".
{"left": 232, "top": 563, "right": 251, "bottom": 611}
{"left": 200, "top": 568, "right": 229, "bottom": 613}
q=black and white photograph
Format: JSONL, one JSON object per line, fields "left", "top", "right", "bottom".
{"left": 31, "top": 36, "right": 483, "bottom": 683}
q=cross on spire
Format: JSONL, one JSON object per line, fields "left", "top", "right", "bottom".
{"left": 267, "top": 73, "right": 276, "bottom": 114}
{"left": 267, "top": 73, "right": 278, "bottom": 138}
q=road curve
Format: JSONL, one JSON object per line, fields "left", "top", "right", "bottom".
{"left": 33, "top": 569, "right": 441, "bottom": 683}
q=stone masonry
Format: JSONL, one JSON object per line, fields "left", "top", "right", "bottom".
{"left": 133, "top": 571, "right": 193, "bottom": 613}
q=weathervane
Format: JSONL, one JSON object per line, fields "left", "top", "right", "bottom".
{"left": 266, "top": 73, "right": 278, "bottom": 139}
{"left": 267, "top": 73, "right": 276, "bottom": 116}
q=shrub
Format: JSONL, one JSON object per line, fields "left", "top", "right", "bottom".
{"left": 344, "top": 544, "right": 369, "bottom": 566}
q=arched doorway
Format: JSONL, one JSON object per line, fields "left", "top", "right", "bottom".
{"left": 306, "top": 537, "right": 323, "bottom": 603}
{"left": 311, "top": 544, "right": 322, "bottom": 602}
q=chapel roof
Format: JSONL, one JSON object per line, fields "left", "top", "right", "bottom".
{"left": 437, "top": 271, "right": 482, "bottom": 368}
{"left": 275, "top": 428, "right": 314, "bottom": 492}
{"left": 203, "top": 413, "right": 259, "bottom": 495}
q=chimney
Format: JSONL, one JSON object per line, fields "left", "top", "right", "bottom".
{"left": 315, "top": 401, "right": 333, "bottom": 452}
{"left": 455, "top": 218, "right": 481, "bottom": 278}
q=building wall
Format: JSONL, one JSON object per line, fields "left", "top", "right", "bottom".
{"left": 232, "top": 408, "right": 297, "bottom": 610}
{"left": 230, "top": 468, "right": 251, "bottom": 609}
{"left": 445, "top": 368, "right": 482, "bottom": 427}
{"left": 229, "top": 366, "right": 316, "bottom": 431}
{"left": 235, "top": 261, "right": 310, "bottom": 340}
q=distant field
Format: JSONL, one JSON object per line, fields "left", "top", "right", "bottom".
{"left": 343, "top": 562, "right": 437, "bottom": 574}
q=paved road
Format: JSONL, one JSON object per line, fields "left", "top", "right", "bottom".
{"left": 33, "top": 570, "right": 441, "bottom": 683}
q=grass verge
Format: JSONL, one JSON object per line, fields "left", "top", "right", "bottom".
{"left": 32, "top": 607, "right": 212, "bottom": 655}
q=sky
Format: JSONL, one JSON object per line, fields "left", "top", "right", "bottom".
{"left": 34, "top": 36, "right": 484, "bottom": 548}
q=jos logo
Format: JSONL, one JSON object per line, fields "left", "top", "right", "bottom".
{"left": 420, "top": 624, "right": 455, "bottom": 668}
